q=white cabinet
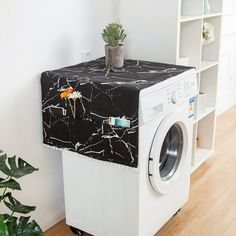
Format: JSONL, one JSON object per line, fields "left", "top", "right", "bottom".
{"left": 217, "top": 0, "right": 236, "bottom": 113}
{"left": 120, "top": 0, "right": 223, "bottom": 172}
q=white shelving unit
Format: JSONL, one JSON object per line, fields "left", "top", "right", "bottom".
{"left": 120, "top": 0, "right": 223, "bottom": 172}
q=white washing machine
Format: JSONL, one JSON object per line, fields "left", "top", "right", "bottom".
{"left": 62, "top": 69, "right": 197, "bottom": 236}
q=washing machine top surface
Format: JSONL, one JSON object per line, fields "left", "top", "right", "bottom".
{"left": 45, "top": 57, "right": 194, "bottom": 88}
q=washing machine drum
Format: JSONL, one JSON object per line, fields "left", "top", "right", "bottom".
{"left": 148, "top": 112, "right": 190, "bottom": 194}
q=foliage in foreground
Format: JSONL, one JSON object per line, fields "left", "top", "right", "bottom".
{"left": 0, "top": 150, "right": 44, "bottom": 236}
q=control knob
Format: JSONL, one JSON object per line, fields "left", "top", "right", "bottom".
{"left": 171, "top": 91, "right": 178, "bottom": 104}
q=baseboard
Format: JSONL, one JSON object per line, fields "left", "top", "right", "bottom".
{"left": 41, "top": 207, "right": 65, "bottom": 232}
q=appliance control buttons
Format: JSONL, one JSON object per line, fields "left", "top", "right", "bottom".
{"left": 171, "top": 91, "right": 178, "bottom": 104}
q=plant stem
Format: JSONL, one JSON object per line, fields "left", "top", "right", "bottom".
{"left": 5, "top": 211, "right": 15, "bottom": 224}
{"left": 0, "top": 176, "right": 10, "bottom": 204}
{"left": 10, "top": 211, "right": 15, "bottom": 218}
{"left": 0, "top": 187, "right": 7, "bottom": 203}
{"left": 68, "top": 99, "right": 75, "bottom": 118}
{"left": 73, "top": 99, "right": 77, "bottom": 119}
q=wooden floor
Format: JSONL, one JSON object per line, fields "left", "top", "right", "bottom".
{"left": 45, "top": 106, "right": 236, "bottom": 236}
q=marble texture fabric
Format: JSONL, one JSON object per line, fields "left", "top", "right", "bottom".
{"left": 41, "top": 58, "right": 192, "bottom": 168}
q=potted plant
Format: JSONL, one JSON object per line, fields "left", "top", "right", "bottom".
{"left": 0, "top": 149, "right": 44, "bottom": 236}
{"left": 102, "top": 23, "right": 127, "bottom": 69}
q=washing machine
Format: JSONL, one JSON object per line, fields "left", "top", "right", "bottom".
{"left": 62, "top": 69, "right": 197, "bottom": 236}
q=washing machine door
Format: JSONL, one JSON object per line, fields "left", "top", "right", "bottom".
{"left": 148, "top": 111, "right": 190, "bottom": 194}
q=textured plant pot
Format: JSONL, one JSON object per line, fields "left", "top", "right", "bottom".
{"left": 105, "top": 45, "right": 124, "bottom": 68}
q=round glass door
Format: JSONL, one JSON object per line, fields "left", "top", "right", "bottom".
{"left": 148, "top": 111, "right": 189, "bottom": 194}
{"left": 159, "top": 124, "right": 183, "bottom": 181}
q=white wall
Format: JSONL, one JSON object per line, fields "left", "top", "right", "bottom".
{"left": 217, "top": 0, "right": 236, "bottom": 114}
{"left": 0, "top": 0, "right": 116, "bottom": 231}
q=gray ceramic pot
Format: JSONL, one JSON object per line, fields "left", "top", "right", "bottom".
{"left": 105, "top": 45, "right": 124, "bottom": 68}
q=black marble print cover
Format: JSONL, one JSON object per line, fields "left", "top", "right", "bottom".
{"left": 41, "top": 58, "right": 192, "bottom": 168}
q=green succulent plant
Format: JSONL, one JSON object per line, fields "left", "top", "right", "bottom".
{"left": 102, "top": 23, "right": 127, "bottom": 47}
{"left": 0, "top": 149, "right": 44, "bottom": 236}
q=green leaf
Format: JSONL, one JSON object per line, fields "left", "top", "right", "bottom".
{"left": 4, "top": 215, "right": 17, "bottom": 236}
{"left": 2, "top": 214, "right": 12, "bottom": 222}
{"left": 16, "top": 217, "right": 44, "bottom": 236}
{"left": 109, "top": 36, "right": 117, "bottom": 46}
{"left": 0, "top": 154, "right": 12, "bottom": 176}
{"left": 121, "top": 33, "right": 127, "bottom": 43}
{"left": 4, "top": 215, "right": 43, "bottom": 236}
{"left": 0, "top": 155, "right": 38, "bottom": 179}
{"left": 4, "top": 193, "right": 36, "bottom": 214}
{"left": 102, "top": 33, "right": 109, "bottom": 44}
{"left": 0, "top": 215, "right": 9, "bottom": 236}
{"left": 103, "top": 29, "right": 107, "bottom": 35}
{"left": 120, "top": 29, "right": 124, "bottom": 36}
{"left": 0, "top": 178, "right": 21, "bottom": 190}
{"left": 16, "top": 216, "right": 30, "bottom": 235}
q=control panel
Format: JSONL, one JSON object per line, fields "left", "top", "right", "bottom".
{"left": 166, "top": 77, "right": 197, "bottom": 105}
{"left": 140, "top": 72, "right": 197, "bottom": 125}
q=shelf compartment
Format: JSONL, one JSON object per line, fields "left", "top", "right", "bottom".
{"left": 197, "top": 105, "right": 215, "bottom": 121}
{"left": 200, "top": 66, "right": 218, "bottom": 107}
{"left": 197, "top": 111, "right": 215, "bottom": 150}
{"left": 179, "top": 20, "right": 202, "bottom": 70}
{"left": 191, "top": 147, "right": 214, "bottom": 172}
{"left": 202, "top": 16, "right": 222, "bottom": 61}
{"left": 204, "top": 0, "right": 223, "bottom": 15}
{"left": 191, "top": 111, "right": 216, "bottom": 172}
{"left": 181, "top": 0, "right": 204, "bottom": 16}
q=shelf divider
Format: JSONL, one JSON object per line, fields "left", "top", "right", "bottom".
{"left": 180, "top": 15, "right": 203, "bottom": 23}
{"left": 198, "top": 60, "right": 218, "bottom": 73}
{"left": 203, "top": 13, "right": 222, "bottom": 19}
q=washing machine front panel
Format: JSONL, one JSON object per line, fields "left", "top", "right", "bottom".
{"left": 148, "top": 109, "right": 190, "bottom": 194}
